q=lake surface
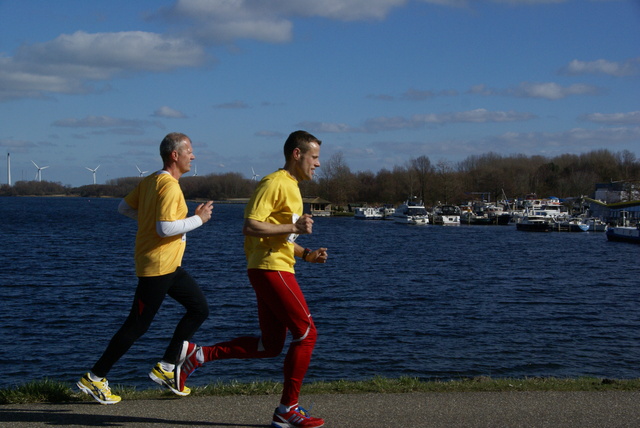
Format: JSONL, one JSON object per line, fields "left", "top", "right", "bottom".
{"left": 1, "top": 196, "right": 640, "bottom": 389}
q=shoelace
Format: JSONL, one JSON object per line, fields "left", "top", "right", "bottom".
{"left": 297, "top": 404, "right": 314, "bottom": 417}
{"left": 101, "top": 380, "right": 112, "bottom": 394}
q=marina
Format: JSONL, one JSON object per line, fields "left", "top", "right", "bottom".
{"left": 352, "top": 195, "right": 640, "bottom": 237}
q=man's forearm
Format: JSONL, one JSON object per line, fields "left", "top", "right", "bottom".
{"left": 242, "top": 218, "right": 296, "bottom": 237}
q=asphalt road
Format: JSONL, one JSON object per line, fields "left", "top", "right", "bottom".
{"left": 1, "top": 391, "right": 640, "bottom": 427}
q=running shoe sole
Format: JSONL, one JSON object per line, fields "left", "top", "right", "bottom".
{"left": 76, "top": 380, "right": 120, "bottom": 405}
{"left": 148, "top": 368, "right": 190, "bottom": 396}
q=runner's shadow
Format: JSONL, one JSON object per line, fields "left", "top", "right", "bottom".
{"left": 0, "top": 407, "right": 265, "bottom": 427}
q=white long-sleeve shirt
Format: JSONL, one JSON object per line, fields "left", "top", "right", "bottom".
{"left": 118, "top": 198, "right": 203, "bottom": 237}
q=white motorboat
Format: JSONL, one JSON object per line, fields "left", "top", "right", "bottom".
{"left": 432, "top": 204, "right": 461, "bottom": 225}
{"left": 354, "top": 207, "right": 383, "bottom": 220}
{"left": 521, "top": 196, "right": 568, "bottom": 221}
{"left": 584, "top": 218, "right": 608, "bottom": 232}
{"left": 554, "top": 218, "right": 589, "bottom": 232}
{"left": 381, "top": 206, "right": 396, "bottom": 219}
{"left": 393, "top": 200, "right": 429, "bottom": 225}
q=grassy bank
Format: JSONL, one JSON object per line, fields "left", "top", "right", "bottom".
{"left": 2, "top": 376, "right": 640, "bottom": 405}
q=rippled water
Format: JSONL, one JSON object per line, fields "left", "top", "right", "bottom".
{"left": 2, "top": 197, "right": 640, "bottom": 389}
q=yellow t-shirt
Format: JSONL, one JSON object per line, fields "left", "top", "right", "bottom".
{"left": 125, "top": 171, "right": 188, "bottom": 277}
{"left": 244, "top": 169, "right": 302, "bottom": 273}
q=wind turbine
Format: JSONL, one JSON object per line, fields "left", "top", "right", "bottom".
{"left": 251, "top": 167, "right": 260, "bottom": 181}
{"left": 85, "top": 165, "right": 100, "bottom": 185}
{"left": 136, "top": 165, "right": 148, "bottom": 177}
{"left": 31, "top": 160, "right": 49, "bottom": 182}
{"left": 193, "top": 164, "right": 198, "bottom": 176}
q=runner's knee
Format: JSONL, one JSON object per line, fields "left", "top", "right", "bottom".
{"left": 260, "top": 333, "right": 286, "bottom": 357}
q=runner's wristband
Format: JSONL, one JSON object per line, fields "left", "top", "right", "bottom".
{"left": 302, "top": 248, "right": 311, "bottom": 261}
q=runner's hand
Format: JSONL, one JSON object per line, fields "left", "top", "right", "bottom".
{"left": 309, "top": 248, "right": 328, "bottom": 263}
{"left": 196, "top": 201, "right": 214, "bottom": 223}
{"left": 294, "top": 213, "right": 314, "bottom": 235}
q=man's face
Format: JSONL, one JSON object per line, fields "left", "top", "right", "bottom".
{"left": 293, "top": 142, "right": 321, "bottom": 181}
{"left": 176, "top": 140, "right": 195, "bottom": 174}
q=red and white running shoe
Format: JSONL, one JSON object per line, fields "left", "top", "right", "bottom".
{"left": 271, "top": 406, "right": 324, "bottom": 428}
{"left": 174, "top": 341, "right": 202, "bottom": 394}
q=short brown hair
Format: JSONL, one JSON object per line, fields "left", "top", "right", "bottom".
{"left": 283, "top": 130, "right": 321, "bottom": 161}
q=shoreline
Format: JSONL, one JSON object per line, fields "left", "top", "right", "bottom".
{"left": 3, "top": 376, "right": 640, "bottom": 406}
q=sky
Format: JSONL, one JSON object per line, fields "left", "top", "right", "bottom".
{"left": 1, "top": 0, "right": 639, "bottom": 187}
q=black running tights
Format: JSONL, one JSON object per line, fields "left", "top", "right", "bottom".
{"left": 92, "top": 267, "right": 209, "bottom": 377}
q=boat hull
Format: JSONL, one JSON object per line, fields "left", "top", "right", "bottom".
{"left": 606, "top": 227, "right": 640, "bottom": 244}
{"left": 554, "top": 222, "right": 589, "bottom": 232}
{"left": 516, "top": 222, "right": 551, "bottom": 232}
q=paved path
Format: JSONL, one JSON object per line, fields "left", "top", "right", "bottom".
{"left": 1, "top": 391, "right": 640, "bottom": 427}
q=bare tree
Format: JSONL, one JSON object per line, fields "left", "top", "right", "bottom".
{"left": 317, "top": 152, "right": 355, "bottom": 206}
{"left": 410, "top": 155, "right": 432, "bottom": 203}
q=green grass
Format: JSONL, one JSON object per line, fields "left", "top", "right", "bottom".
{"left": 2, "top": 376, "right": 640, "bottom": 405}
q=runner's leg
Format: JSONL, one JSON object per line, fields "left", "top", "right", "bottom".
{"left": 262, "top": 271, "right": 317, "bottom": 406}
{"left": 163, "top": 267, "right": 209, "bottom": 363}
{"left": 200, "top": 270, "right": 316, "bottom": 406}
{"left": 200, "top": 271, "right": 287, "bottom": 360}
{"left": 92, "top": 273, "right": 174, "bottom": 377}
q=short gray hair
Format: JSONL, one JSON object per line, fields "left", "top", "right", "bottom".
{"left": 160, "top": 132, "right": 190, "bottom": 162}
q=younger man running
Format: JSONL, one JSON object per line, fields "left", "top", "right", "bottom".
{"left": 175, "top": 130, "right": 327, "bottom": 428}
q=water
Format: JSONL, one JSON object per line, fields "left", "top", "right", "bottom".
{"left": 2, "top": 197, "right": 640, "bottom": 389}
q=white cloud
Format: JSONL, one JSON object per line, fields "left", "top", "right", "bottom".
{"left": 0, "top": 138, "right": 36, "bottom": 151}
{"left": 364, "top": 109, "right": 536, "bottom": 131}
{"left": 508, "top": 82, "right": 599, "bottom": 100}
{"left": 580, "top": 111, "right": 640, "bottom": 125}
{"left": 297, "top": 121, "right": 357, "bottom": 133}
{"left": 471, "top": 82, "right": 602, "bottom": 100}
{"left": 52, "top": 115, "right": 162, "bottom": 129}
{"left": 509, "top": 82, "right": 602, "bottom": 99}
{"left": 278, "top": 0, "right": 407, "bottom": 21}
{"left": 299, "top": 109, "right": 536, "bottom": 134}
{"left": 402, "top": 88, "right": 459, "bottom": 100}
{"left": 417, "top": 0, "right": 469, "bottom": 7}
{"left": 417, "top": 0, "right": 599, "bottom": 7}
{"left": 152, "top": 106, "right": 188, "bottom": 118}
{"left": 0, "top": 31, "right": 206, "bottom": 101}
{"left": 214, "top": 101, "right": 250, "bottom": 109}
{"left": 560, "top": 58, "right": 640, "bottom": 77}
{"left": 163, "top": 0, "right": 406, "bottom": 44}
{"left": 485, "top": 126, "right": 640, "bottom": 154}
{"left": 489, "top": 0, "right": 566, "bottom": 4}
{"left": 363, "top": 125, "right": 640, "bottom": 167}
{"left": 19, "top": 31, "right": 205, "bottom": 72}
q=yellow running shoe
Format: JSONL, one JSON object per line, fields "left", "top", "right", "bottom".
{"left": 77, "top": 373, "right": 121, "bottom": 404}
{"left": 149, "top": 363, "right": 191, "bottom": 396}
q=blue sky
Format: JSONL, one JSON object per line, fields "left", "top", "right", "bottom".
{"left": 1, "top": 0, "right": 639, "bottom": 187}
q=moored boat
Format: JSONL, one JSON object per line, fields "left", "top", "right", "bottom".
{"left": 553, "top": 218, "right": 589, "bottom": 232}
{"left": 584, "top": 218, "right": 608, "bottom": 232}
{"left": 354, "top": 207, "right": 383, "bottom": 220}
{"left": 381, "top": 205, "right": 396, "bottom": 219}
{"left": 393, "top": 200, "right": 429, "bottom": 225}
{"left": 459, "top": 201, "right": 508, "bottom": 225}
{"left": 516, "top": 215, "right": 551, "bottom": 232}
{"left": 432, "top": 204, "right": 461, "bottom": 225}
{"left": 606, "top": 225, "right": 640, "bottom": 244}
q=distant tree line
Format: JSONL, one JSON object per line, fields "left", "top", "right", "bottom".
{"left": 2, "top": 149, "right": 639, "bottom": 208}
